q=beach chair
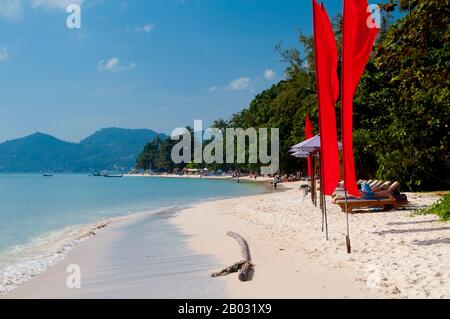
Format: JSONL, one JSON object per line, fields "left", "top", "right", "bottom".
{"left": 333, "top": 197, "right": 398, "bottom": 213}
{"left": 373, "top": 181, "right": 392, "bottom": 192}
{"left": 368, "top": 180, "right": 380, "bottom": 187}
{"left": 372, "top": 180, "right": 385, "bottom": 189}
{"left": 386, "top": 181, "right": 401, "bottom": 193}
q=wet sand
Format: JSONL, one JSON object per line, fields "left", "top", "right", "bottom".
{"left": 5, "top": 209, "right": 225, "bottom": 299}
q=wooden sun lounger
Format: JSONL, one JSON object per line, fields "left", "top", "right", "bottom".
{"left": 334, "top": 198, "right": 398, "bottom": 213}
{"left": 372, "top": 180, "right": 384, "bottom": 189}
{"left": 372, "top": 180, "right": 392, "bottom": 191}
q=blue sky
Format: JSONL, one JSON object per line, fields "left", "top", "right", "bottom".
{"left": 0, "top": 0, "right": 342, "bottom": 142}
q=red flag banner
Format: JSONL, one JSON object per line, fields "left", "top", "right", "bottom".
{"left": 341, "top": 0, "right": 379, "bottom": 197}
{"left": 312, "top": 0, "right": 340, "bottom": 195}
{"left": 305, "top": 115, "right": 314, "bottom": 177}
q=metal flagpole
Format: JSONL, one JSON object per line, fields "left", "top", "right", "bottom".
{"left": 341, "top": 0, "right": 351, "bottom": 254}
{"left": 319, "top": 153, "right": 324, "bottom": 232}
{"left": 312, "top": 154, "right": 317, "bottom": 207}
{"left": 312, "top": 1, "right": 328, "bottom": 241}
{"left": 320, "top": 150, "right": 329, "bottom": 240}
{"left": 323, "top": 188, "right": 329, "bottom": 241}
{"left": 311, "top": 155, "right": 315, "bottom": 205}
{"left": 344, "top": 190, "right": 351, "bottom": 253}
{"left": 316, "top": 147, "right": 327, "bottom": 238}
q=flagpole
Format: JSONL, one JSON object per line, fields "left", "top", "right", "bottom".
{"left": 311, "top": 154, "right": 317, "bottom": 206}
{"left": 312, "top": 1, "right": 327, "bottom": 239}
{"left": 341, "top": 0, "right": 351, "bottom": 254}
{"left": 323, "top": 187, "right": 329, "bottom": 241}
{"left": 344, "top": 189, "right": 351, "bottom": 252}
{"left": 319, "top": 152, "right": 324, "bottom": 232}
{"left": 320, "top": 152, "right": 328, "bottom": 238}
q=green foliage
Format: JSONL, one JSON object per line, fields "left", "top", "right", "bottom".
{"left": 224, "top": 0, "right": 450, "bottom": 190}
{"left": 135, "top": 135, "right": 182, "bottom": 172}
{"left": 415, "top": 194, "right": 450, "bottom": 221}
{"left": 135, "top": 0, "right": 449, "bottom": 191}
{"left": 354, "top": 0, "right": 450, "bottom": 191}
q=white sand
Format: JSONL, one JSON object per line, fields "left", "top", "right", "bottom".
{"left": 173, "top": 182, "right": 449, "bottom": 299}
{"left": 4, "top": 181, "right": 448, "bottom": 299}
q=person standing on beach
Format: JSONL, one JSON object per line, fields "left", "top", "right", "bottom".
{"left": 273, "top": 176, "right": 278, "bottom": 190}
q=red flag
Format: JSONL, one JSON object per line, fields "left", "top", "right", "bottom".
{"left": 341, "top": 0, "right": 379, "bottom": 197}
{"left": 312, "top": 0, "right": 340, "bottom": 195}
{"left": 305, "top": 115, "right": 314, "bottom": 177}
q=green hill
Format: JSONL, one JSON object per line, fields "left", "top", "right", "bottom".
{"left": 0, "top": 128, "right": 163, "bottom": 173}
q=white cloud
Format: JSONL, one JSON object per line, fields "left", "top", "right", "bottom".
{"left": 208, "top": 86, "right": 218, "bottom": 92}
{"left": 0, "top": 0, "right": 86, "bottom": 19}
{"left": 0, "top": 0, "right": 22, "bottom": 19}
{"left": 31, "top": 0, "right": 84, "bottom": 10}
{"left": 136, "top": 23, "right": 155, "bottom": 33}
{"left": 264, "top": 69, "right": 276, "bottom": 80}
{"left": 98, "top": 57, "right": 136, "bottom": 72}
{"left": 226, "top": 77, "right": 251, "bottom": 91}
{"left": 0, "top": 47, "right": 9, "bottom": 62}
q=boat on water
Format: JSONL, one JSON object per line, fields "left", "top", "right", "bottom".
{"left": 90, "top": 172, "right": 123, "bottom": 178}
{"left": 42, "top": 174, "right": 54, "bottom": 177}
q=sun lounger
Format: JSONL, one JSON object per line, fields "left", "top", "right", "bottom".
{"left": 333, "top": 197, "right": 398, "bottom": 213}
{"left": 368, "top": 180, "right": 380, "bottom": 187}
{"left": 372, "top": 180, "right": 384, "bottom": 189}
{"left": 387, "top": 181, "right": 400, "bottom": 193}
{"left": 372, "top": 181, "right": 392, "bottom": 191}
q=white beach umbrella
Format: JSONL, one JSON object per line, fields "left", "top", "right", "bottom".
{"left": 290, "top": 134, "right": 342, "bottom": 153}
{"left": 291, "top": 150, "right": 311, "bottom": 158}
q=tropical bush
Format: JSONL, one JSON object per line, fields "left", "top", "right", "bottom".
{"left": 415, "top": 194, "right": 450, "bottom": 221}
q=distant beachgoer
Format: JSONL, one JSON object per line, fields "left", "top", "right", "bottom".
{"left": 273, "top": 176, "right": 278, "bottom": 190}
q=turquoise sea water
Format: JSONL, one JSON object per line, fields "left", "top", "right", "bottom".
{"left": 0, "top": 174, "right": 264, "bottom": 293}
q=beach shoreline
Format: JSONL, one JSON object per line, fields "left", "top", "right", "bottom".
{"left": 0, "top": 175, "right": 266, "bottom": 297}
{"left": 3, "top": 179, "right": 448, "bottom": 299}
{"left": 172, "top": 182, "right": 449, "bottom": 299}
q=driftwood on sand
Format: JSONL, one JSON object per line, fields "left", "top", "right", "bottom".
{"left": 211, "top": 231, "right": 253, "bottom": 281}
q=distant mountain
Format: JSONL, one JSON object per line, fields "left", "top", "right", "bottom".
{"left": 0, "top": 128, "right": 164, "bottom": 173}
{"left": 77, "top": 128, "right": 165, "bottom": 172}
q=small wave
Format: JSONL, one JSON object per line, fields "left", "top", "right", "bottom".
{"left": 0, "top": 214, "right": 136, "bottom": 295}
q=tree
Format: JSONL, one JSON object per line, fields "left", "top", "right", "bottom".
{"left": 135, "top": 0, "right": 449, "bottom": 190}
{"left": 354, "top": 0, "right": 450, "bottom": 190}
